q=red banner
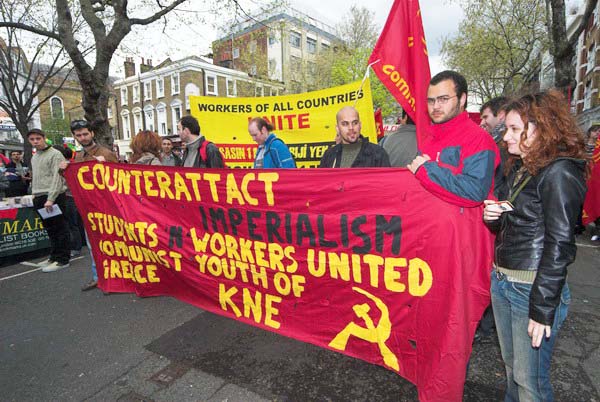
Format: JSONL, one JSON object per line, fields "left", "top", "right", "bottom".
{"left": 64, "top": 162, "right": 494, "bottom": 401}
{"left": 583, "top": 140, "right": 600, "bottom": 225}
{"left": 369, "top": 0, "right": 431, "bottom": 144}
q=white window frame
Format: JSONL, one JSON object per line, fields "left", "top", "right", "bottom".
{"left": 156, "top": 103, "right": 167, "bottom": 135}
{"left": 144, "top": 105, "right": 155, "bottom": 131}
{"left": 121, "top": 110, "right": 131, "bottom": 140}
{"left": 255, "top": 85, "right": 264, "bottom": 97}
{"left": 132, "top": 107, "right": 142, "bottom": 134}
{"left": 144, "top": 81, "right": 152, "bottom": 101}
{"left": 107, "top": 107, "right": 113, "bottom": 119}
{"left": 156, "top": 77, "right": 165, "bottom": 98}
{"left": 171, "top": 100, "right": 182, "bottom": 134}
{"left": 171, "top": 73, "right": 180, "bottom": 95}
{"left": 289, "top": 31, "right": 301, "bottom": 48}
{"left": 132, "top": 84, "right": 140, "bottom": 103}
{"left": 307, "top": 37, "right": 317, "bottom": 54}
{"left": 121, "top": 87, "right": 128, "bottom": 105}
{"left": 205, "top": 74, "right": 218, "bottom": 96}
{"left": 226, "top": 78, "right": 236, "bottom": 97}
{"left": 233, "top": 48, "right": 240, "bottom": 59}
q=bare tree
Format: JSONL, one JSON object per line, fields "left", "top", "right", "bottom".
{"left": 0, "top": 0, "right": 189, "bottom": 146}
{"left": 0, "top": 3, "right": 75, "bottom": 162}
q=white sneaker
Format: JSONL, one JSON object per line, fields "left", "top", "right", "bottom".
{"left": 592, "top": 235, "right": 600, "bottom": 241}
{"left": 42, "top": 261, "right": 70, "bottom": 272}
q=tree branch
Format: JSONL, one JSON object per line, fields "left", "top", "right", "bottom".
{"left": 129, "top": 0, "right": 187, "bottom": 25}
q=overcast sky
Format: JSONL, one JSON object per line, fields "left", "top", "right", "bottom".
{"left": 117, "top": 0, "right": 463, "bottom": 76}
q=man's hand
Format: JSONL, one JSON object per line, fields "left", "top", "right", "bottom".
{"left": 43, "top": 200, "right": 55, "bottom": 213}
{"left": 528, "top": 319, "right": 551, "bottom": 348}
{"left": 406, "top": 154, "right": 431, "bottom": 174}
{"left": 59, "top": 161, "right": 69, "bottom": 170}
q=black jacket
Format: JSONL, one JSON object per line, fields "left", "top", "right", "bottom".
{"left": 319, "top": 136, "right": 391, "bottom": 168}
{"left": 489, "top": 158, "right": 587, "bottom": 325}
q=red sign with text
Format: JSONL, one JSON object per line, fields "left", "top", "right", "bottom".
{"left": 65, "top": 162, "right": 494, "bottom": 401}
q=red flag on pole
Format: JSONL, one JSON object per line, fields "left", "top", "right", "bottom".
{"left": 368, "top": 0, "right": 431, "bottom": 143}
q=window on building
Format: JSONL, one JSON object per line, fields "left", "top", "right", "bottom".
{"left": 50, "top": 97, "right": 64, "bottom": 119}
{"left": 233, "top": 48, "right": 240, "bottom": 59}
{"left": 132, "top": 107, "right": 142, "bottom": 133}
{"left": 156, "top": 77, "right": 164, "bottom": 98}
{"left": 226, "top": 78, "right": 236, "bottom": 97}
{"left": 307, "top": 37, "right": 317, "bottom": 54}
{"left": 289, "top": 31, "right": 301, "bottom": 48}
{"left": 121, "top": 87, "right": 128, "bottom": 105}
{"left": 171, "top": 73, "right": 180, "bottom": 95}
{"left": 144, "top": 81, "right": 152, "bottom": 100}
{"left": 268, "top": 35, "right": 277, "bottom": 45}
{"left": 270, "top": 87, "right": 278, "bottom": 96}
{"left": 321, "top": 43, "right": 330, "bottom": 52}
{"left": 308, "top": 61, "right": 316, "bottom": 75}
{"left": 206, "top": 75, "right": 217, "bottom": 95}
{"left": 291, "top": 56, "right": 301, "bottom": 74}
{"left": 249, "top": 40, "right": 257, "bottom": 53}
{"left": 171, "top": 101, "right": 182, "bottom": 134}
{"left": 255, "top": 86, "right": 264, "bottom": 97}
{"left": 156, "top": 104, "right": 167, "bottom": 135}
{"left": 250, "top": 65, "right": 257, "bottom": 76}
{"left": 144, "top": 107, "right": 154, "bottom": 131}
{"left": 121, "top": 112, "right": 131, "bottom": 140}
{"left": 269, "top": 59, "right": 277, "bottom": 75}
{"left": 107, "top": 107, "right": 113, "bottom": 119}
{"left": 132, "top": 84, "right": 140, "bottom": 102}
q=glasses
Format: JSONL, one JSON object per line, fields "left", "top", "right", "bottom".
{"left": 70, "top": 120, "right": 90, "bottom": 130}
{"left": 427, "top": 95, "right": 457, "bottom": 106}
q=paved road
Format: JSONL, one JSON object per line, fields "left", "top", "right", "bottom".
{"left": 1, "top": 237, "right": 598, "bottom": 401}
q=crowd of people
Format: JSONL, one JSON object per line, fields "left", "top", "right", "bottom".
{"left": 2, "top": 68, "right": 598, "bottom": 401}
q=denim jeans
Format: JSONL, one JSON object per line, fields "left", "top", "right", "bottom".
{"left": 491, "top": 271, "right": 570, "bottom": 402}
{"left": 65, "top": 195, "right": 83, "bottom": 252}
{"left": 85, "top": 231, "right": 97, "bottom": 282}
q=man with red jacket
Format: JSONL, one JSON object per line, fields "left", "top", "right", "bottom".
{"left": 407, "top": 71, "right": 500, "bottom": 207}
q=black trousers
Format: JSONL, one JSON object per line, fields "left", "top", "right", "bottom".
{"left": 33, "top": 193, "right": 71, "bottom": 265}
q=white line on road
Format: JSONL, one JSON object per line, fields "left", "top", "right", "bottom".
{"left": 0, "top": 256, "right": 86, "bottom": 282}
{"left": 0, "top": 267, "right": 42, "bottom": 281}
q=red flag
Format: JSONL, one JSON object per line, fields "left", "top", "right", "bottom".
{"left": 374, "top": 107, "right": 384, "bottom": 140}
{"left": 583, "top": 140, "right": 600, "bottom": 225}
{"left": 369, "top": 0, "right": 431, "bottom": 144}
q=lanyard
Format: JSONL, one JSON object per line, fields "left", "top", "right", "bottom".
{"left": 508, "top": 174, "right": 532, "bottom": 204}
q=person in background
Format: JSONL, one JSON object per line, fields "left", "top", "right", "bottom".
{"left": 248, "top": 117, "right": 296, "bottom": 168}
{"left": 5, "top": 150, "right": 30, "bottom": 197}
{"left": 130, "top": 130, "right": 162, "bottom": 165}
{"left": 28, "top": 128, "right": 70, "bottom": 272}
{"left": 483, "top": 90, "right": 588, "bottom": 401}
{"left": 380, "top": 111, "right": 417, "bottom": 167}
{"left": 54, "top": 145, "right": 84, "bottom": 259}
{"left": 60, "top": 119, "right": 118, "bottom": 291}
{"left": 178, "top": 115, "right": 225, "bottom": 168}
{"left": 585, "top": 124, "right": 600, "bottom": 241}
{"left": 161, "top": 137, "right": 181, "bottom": 166}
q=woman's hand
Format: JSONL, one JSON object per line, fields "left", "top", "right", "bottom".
{"left": 483, "top": 200, "right": 503, "bottom": 221}
{"left": 528, "top": 319, "right": 551, "bottom": 348}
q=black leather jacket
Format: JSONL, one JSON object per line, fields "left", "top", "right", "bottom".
{"left": 489, "top": 157, "right": 587, "bottom": 325}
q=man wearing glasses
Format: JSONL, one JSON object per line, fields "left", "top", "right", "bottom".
{"left": 406, "top": 71, "right": 499, "bottom": 207}
{"left": 60, "top": 119, "right": 118, "bottom": 291}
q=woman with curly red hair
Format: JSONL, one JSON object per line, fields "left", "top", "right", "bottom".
{"left": 483, "top": 90, "right": 588, "bottom": 401}
{"left": 130, "top": 130, "right": 162, "bottom": 165}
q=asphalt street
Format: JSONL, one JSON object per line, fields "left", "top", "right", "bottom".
{"left": 1, "top": 233, "right": 599, "bottom": 402}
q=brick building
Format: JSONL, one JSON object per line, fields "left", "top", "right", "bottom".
{"left": 112, "top": 56, "right": 284, "bottom": 158}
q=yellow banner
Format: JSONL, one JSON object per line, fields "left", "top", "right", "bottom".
{"left": 189, "top": 79, "right": 376, "bottom": 168}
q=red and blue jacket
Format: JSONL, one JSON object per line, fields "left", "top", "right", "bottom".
{"left": 415, "top": 112, "right": 500, "bottom": 207}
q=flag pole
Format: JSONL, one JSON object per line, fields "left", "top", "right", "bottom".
{"left": 353, "top": 59, "right": 380, "bottom": 107}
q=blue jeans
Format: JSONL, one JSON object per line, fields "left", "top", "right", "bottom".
{"left": 85, "top": 231, "right": 97, "bottom": 282}
{"left": 491, "top": 271, "right": 570, "bottom": 402}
